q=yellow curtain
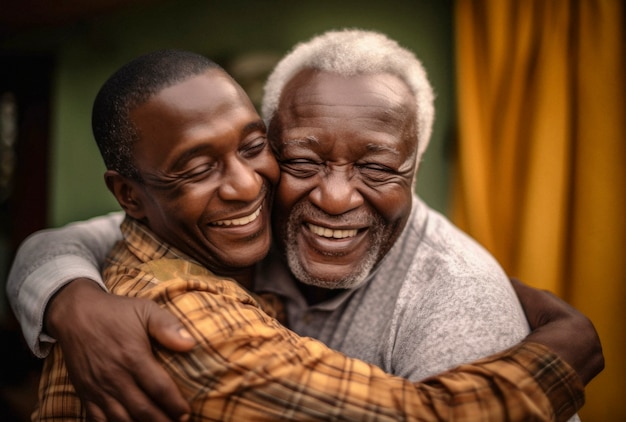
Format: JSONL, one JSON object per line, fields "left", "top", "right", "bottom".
{"left": 452, "top": 0, "right": 625, "bottom": 420}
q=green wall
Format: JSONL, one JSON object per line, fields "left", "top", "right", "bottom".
{"left": 28, "top": 0, "right": 457, "bottom": 226}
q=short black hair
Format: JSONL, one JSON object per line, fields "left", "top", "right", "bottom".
{"left": 92, "top": 50, "right": 222, "bottom": 181}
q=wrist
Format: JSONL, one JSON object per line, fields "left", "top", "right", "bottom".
{"left": 45, "top": 278, "right": 103, "bottom": 338}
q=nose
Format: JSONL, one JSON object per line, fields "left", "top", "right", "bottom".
{"left": 309, "top": 165, "right": 363, "bottom": 215}
{"left": 218, "top": 157, "right": 263, "bottom": 202}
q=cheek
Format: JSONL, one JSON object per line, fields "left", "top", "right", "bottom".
{"left": 274, "top": 174, "right": 311, "bottom": 212}
{"left": 251, "top": 150, "right": 281, "bottom": 185}
{"left": 162, "top": 186, "right": 211, "bottom": 220}
{"left": 367, "top": 186, "right": 413, "bottom": 225}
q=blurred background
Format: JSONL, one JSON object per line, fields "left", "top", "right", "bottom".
{"left": 0, "top": 0, "right": 622, "bottom": 420}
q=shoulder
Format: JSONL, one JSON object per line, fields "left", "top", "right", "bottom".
{"left": 104, "top": 252, "right": 257, "bottom": 307}
{"left": 396, "top": 200, "right": 519, "bottom": 319}
{"left": 406, "top": 200, "right": 506, "bottom": 281}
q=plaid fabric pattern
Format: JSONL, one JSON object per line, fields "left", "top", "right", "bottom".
{"left": 33, "top": 216, "right": 583, "bottom": 421}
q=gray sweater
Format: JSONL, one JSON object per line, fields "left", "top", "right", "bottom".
{"left": 256, "top": 195, "right": 530, "bottom": 381}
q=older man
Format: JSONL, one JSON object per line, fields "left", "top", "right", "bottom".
{"left": 257, "top": 31, "right": 529, "bottom": 381}
{"left": 8, "top": 31, "right": 601, "bottom": 421}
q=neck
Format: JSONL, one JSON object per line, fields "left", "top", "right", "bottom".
{"left": 218, "top": 266, "right": 256, "bottom": 291}
{"left": 296, "top": 282, "right": 345, "bottom": 306}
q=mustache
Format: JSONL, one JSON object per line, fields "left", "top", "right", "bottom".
{"left": 288, "top": 200, "right": 377, "bottom": 227}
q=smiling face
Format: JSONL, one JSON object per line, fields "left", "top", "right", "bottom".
{"left": 118, "top": 69, "right": 279, "bottom": 281}
{"left": 269, "top": 69, "right": 418, "bottom": 290}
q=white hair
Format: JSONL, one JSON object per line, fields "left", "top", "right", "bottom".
{"left": 262, "top": 28, "right": 435, "bottom": 164}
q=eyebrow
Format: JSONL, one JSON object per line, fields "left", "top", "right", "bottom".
{"left": 169, "top": 144, "right": 211, "bottom": 172}
{"left": 169, "top": 119, "right": 268, "bottom": 171}
{"left": 281, "top": 136, "right": 401, "bottom": 158}
{"left": 281, "top": 136, "right": 320, "bottom": 148}
{"left": 242, "top": 119, "right": 267, "bottom": 137}
{"left": 366, "top": 143, "right": 400, "bottom": 156}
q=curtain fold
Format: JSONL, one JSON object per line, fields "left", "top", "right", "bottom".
{"left": 453, "top": 1, "right": 624, "bottom": 419}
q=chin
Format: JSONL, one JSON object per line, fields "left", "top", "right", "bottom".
{"left": 285, "top": 239, "right": 380, "bottom": 290}
{"left": 288, "top": 259, "right": 372, "bottom": 290}
{"left": 240, "top": 242, "right": 273, "bottom": 265}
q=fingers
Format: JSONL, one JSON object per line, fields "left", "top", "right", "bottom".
{"left": 138, "top": 301, "right": 194, "bottom": 420}
{"left": 85, "top": 402, "right": 108, "bottom": 422}
{"left": 512, "top": 278, "right": 605, "bottom": 385}
{"left": 69, "top": 355, "right": 176, "bottom": 422}
{"left": 510, "top": 278, "right": 561, "bottom": 329}
{"left": 146, "top": 302, "right": 196, "bottom": 352}
{"left": 85, "top": 399, "right": 131, "bottom": 422}
{"left": 131, "top": 355, "right": 192, "bottom": 422}
{"left": 53, "top": 284, "right": 193, "bottom": 422}
{"left": 76, "top": 352, "right": 187, "bottom": 422}
{"left": 112, "top": 303, "right": 192, "bottom": 421}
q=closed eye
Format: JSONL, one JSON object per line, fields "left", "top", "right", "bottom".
{"left": 240, "top": 136, "right": 268, "bottom": 158}
{"left": 358, "top": 163, "right": 397, "bottom": 183}
{"left": 280, "top": 159, "right": 321, "bottom": 178}
{"left": 180, "top": 162, "right": 216, "bottom": 180}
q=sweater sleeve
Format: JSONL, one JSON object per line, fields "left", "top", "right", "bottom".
{"left": 6, "top": 211, "right": 124, "bottom": 357}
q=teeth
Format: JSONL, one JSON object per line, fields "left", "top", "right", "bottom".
{"left": 307, "top": 223, "right": 358, "bottom": 239}
{"left": 214, "top": 206, "right": 261, "bottom": 226}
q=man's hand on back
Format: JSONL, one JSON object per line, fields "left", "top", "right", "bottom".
{"left": 46, "top": 278, "right": 196, "bottom": 422}
{"left": 512, "top": 278, "right": 604, "bottom": 385}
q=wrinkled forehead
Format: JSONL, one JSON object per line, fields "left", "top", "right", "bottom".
{"left": 279, "top": 69, "right": 415, "bottom": 112}
{"left": 272, "top": 69, "right": 417, "bottom": 150}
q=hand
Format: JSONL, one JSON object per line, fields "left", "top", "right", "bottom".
{"left": 511, "top": 278, "right": 604, "bottom": 385}
{"left": 46, "top": 278, "right": 196, "bottom": 421}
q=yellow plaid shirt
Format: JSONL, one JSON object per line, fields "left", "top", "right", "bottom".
{"left": 33, "top": 216, "right": 584, "bottom": 421}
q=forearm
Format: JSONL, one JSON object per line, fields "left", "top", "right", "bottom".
{"left": 6, "top": 211, "right": 124, "bottom": 357}
{"left": 154, "top": 281, "right": 582, "bottom": 421}
{"left": 425, "top": 342, "right": 583, "bottom": 422}
{"left": 173, "top": 330, "right": 581, "bottom": 421}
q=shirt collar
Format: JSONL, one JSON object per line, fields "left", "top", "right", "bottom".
{"left": 255, "top": 195, "right": 424, "bottom": 310}
{"left": 120, "top": 216, "right": 197, "bottom": 265}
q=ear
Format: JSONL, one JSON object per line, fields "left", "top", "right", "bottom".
{"left": 104, "top": 170, "right": 147, "bottom": 220}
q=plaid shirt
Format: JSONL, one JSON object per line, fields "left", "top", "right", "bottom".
{"left": 33, "top": 216, "right": 584, "bottom": 421}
